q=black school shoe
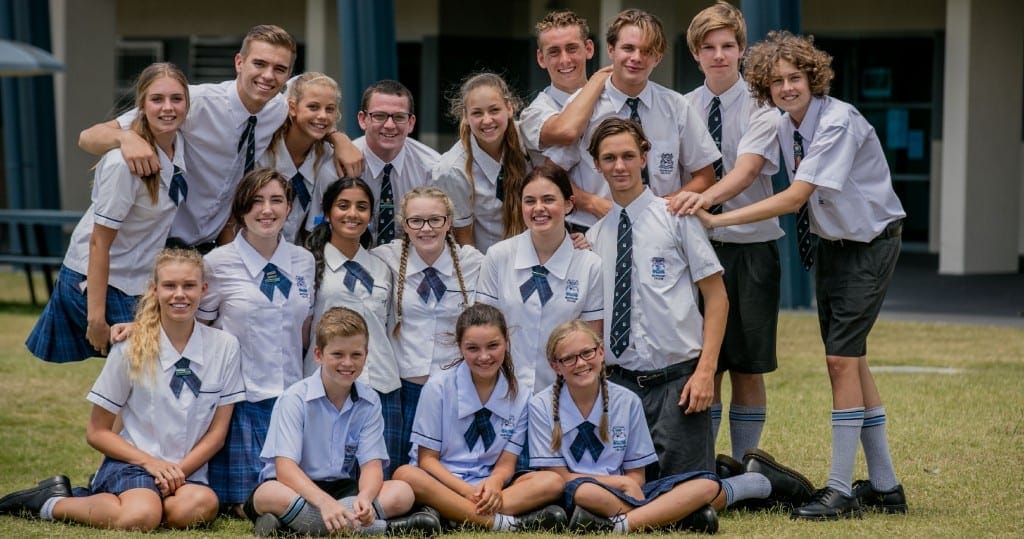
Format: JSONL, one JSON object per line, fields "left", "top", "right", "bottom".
{"left": 568, "top": 506, "right": 614, "bottom": 532}
{"left": 743, "top": 448, "right": 815, "bottom": 508}
{"left": 673, "top": 504, "right": 719, "bottom": 534}
{"left": 852, "top": 480, "right": 908, "bottom": 514}
{"left": 515, "top": 504, "right": 567, "bottom": 532}
{"left": 387, "top": 506, "right": 442, "bottom": 536}
{"left": 0, "top": 475, "right": 71, "bottom": 517}
{"left": 790, "top": 487, "right": 863, "bottom": 521}
{"left": 716, "top": 454, "right": 745, "bottom": 479}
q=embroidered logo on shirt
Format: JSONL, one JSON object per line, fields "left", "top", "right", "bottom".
{"left": 343, "top": 443, "right": 358, "bottom": 467}
{"left": 650, "top": 257, "right": 666, "bottom": 281}
{"left": 564, "top": 279, "right": 579, "bottom": 303}
{"left": 296, "top": 276, "right": 310, "bottom": 299}
{"left": 658, "top": 153, "right": 674, "bottom": 175}
{"left": 500, "top": 417, "right": 516, "bottom": 440}
{"left": 612, "top": 426, "right": 627, "bottom": 451}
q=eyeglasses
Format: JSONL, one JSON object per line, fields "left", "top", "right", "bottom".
{"left": 364, "top": 111, "right": 412, "bottom": 125}
{"left": 553, "top": 346, "right": 598, "bottom": 367}
{"left": 405, "top": 215, "right": 448, "bottom": 230}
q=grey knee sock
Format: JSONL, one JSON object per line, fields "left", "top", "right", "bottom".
{"left": 722, "top": 472, "right": 771, "bottom": 506}
{"left": 728, "top": 404, "right": 767, "bottom": 460}
{"left": 827, "top": 407, "right": 865, "bottom": 495}
{"left": 283, "top": 497, "right": 330, "bottom": 536}
{"left": 338, "top": 496, "right": 387, "bottom": 535}
{"left": 710, "top": 402, "right": 723, "bottom": 446}
{"left": 861, "top": 406, "right": 899, "bottom": 491}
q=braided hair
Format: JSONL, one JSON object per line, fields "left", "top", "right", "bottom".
{"left": 545, "top": 320, "right": 610, "bottom": 451}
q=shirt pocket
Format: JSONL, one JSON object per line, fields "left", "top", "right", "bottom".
{"left": 634, "top": 247, "right": 684, "bottom": 291}
{"left": 187, "top": 387, "right": 223, "bottom": 441}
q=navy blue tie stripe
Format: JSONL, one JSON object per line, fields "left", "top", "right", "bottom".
{"left": 170, "top": 357, "right": 201, "bottom": 399}
{"left": 238, "top": 115, "right": 257, "bottom": 174}
{"left": 342, "top": 260, "right": 375, "bottom": 294}
{"left": 464, "top": 408, "right": 496, "bottom": 451}
{"left": 625, "top": 98, "right": 650, "bottom": 186}
{"left": 259, "top": 262, "right": 292, "bottom": 301}
{"left": 707, "top": 96, "right": 724, "bottom": 214}
{"left": 610, "top": 210, "right": 632, "bottom": 357}
{"left": 377, "top": 163, "right": 395, "bottom": 245}
{"left": 170, "top": 165, "right": 188, "bottom": 207}
{"left": 793, "top": 132, "right": 816, "bottom": 271}
{"left": 416, "top": 266, "right": 446, "bottom": 303}
{"left": 570, "top": 421, "right": 604, "bottom": 462}
{"left": 519, "top": 265, "right": 553, "bottom": 306}
{"left": 291, "top": 172, "right": 311, "bottom": 211}
{"left": 495, "top": 164, "right": 506, "bottom": 202}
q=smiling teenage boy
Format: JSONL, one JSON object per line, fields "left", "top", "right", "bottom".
{"left": 519, "top": 11, "right": 612, "bottom": 171}
{"left": 670, "top": 1, "right": 784, "bottom": 470}
{"left": 697, "top": 31, "right": 907, "bottom": 520}
{"left": 584, "top": 118, "right": 727, "bottom": 478}
{"left": 545, "top": 9, "right": 720, "bottom": 232}
{"left": 352, "top": 80, "right": 440, "bottom": 245}
{"left": 245, "top": 307, "right": 440, "bottom": 536}
{"left": 79, "top": 25, "right": 364, "bottom": 253}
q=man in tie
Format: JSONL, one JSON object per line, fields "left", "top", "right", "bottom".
{"left": 669, "top": 1, "right": 785, "bottom": 473}
{"left": 585, "top": 118, "right": 727, "bottom": 479}
{"left": 543, "top": 8, "right": 720, "bottom": 233}
{"left": 695, "top": 31, "right": 907, "bottom": 521}
{"left": 79, "top": 25, "right": 365, "bottom": 254}
{"left": 353, "top": 80, "right": 440, "bottom": 246}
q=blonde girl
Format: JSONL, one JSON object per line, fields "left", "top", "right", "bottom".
{"left": 432, "top": 72, "right": 529, "bottom": 253}
{"left": 371, "top": 186, "right": 483, "bottom": 469}
{"left": 258, "top": 72, "right": 341, "bottom": 243}
{"left": 0, "top": 249, "right": 244, "bottom": 530}
{"left": 27, "top": 62, "right": 189, "bottom": 363}
{"left": 392, "top": 304, "right": 567, "bottom": 532}
{"left": 528, "top": 320, "right": 721, "bottom": 533}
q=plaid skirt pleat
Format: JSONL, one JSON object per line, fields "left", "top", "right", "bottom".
{"left": 563, "top": 471, "right": 718, "bottom": 511}
{"left": 26, "top": 266, "right": 137, "bottom": 363}
{"left": 378, "top": 387, "right": 403, "bottom": 480}
{"left": 208, "top": 398, "right": 276, "bottom": 505}
{"left": 398, "top": 380, "right": 424, "bottom": 470}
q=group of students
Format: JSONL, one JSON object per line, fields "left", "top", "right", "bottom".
{"left": 0, "top": 0, "right": 910, "bottom": 534}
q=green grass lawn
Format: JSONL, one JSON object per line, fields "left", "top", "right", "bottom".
{"left": 0, "top": 272, "right": 1021, "bottom": 537}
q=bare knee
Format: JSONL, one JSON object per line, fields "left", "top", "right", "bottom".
{"left": 114, "top": 506, "right": 162, "bottom": 531}
{"left": 378, "top": 479, "right": 415, "bottom": 517}
{"left": 163, "top": 486, "right": 219, "bottom": 529}
{"left": 393, "top": 465, "right": 429, "bottom": 494}
{"left": 825, "top": 355, "right": 858, "bottom": 379}
{"left": 532, "top": 470, "right": 566, "bottom": 499}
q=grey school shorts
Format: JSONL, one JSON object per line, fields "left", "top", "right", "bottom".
{"left": 814, "top": 220, "right": 902, "bottom": 357}
{"left": 711, "top": 240, "right": 780, "bottom": 374}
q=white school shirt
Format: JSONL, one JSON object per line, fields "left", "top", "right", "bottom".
{"left": 117, "top": 80, "right": 287, "bottom": 245}
{"left": 545, "top": 79, "right": 721, "bottom": 227}
{"left": 198, "top": 233, "right": 315, "bottom": 402}
{"left": 306, "top": 243, "right": 400, "bottom": 393}
{"left": 780, "top": 96, "right": 906, "bottom": 242}
{"left": 256, "top": 138, "right": 324, "bottom": 243}
{"left": 64, "top": 135, "right": 184, "bottom": 296}
{"left": 520, "top": 85, "right": 572, "bottom": 166}
{"left": 371, "top": 241, "right": 483, "bottom": 379}
{"left": 586, "top": 189, "right": 723, "bottom": 371}
{"left": 528, "top": 381, "right": 658, "bottom": 475}
{"left": 432, "top": 136, "right": 505, "bottom": 253}
{"left": 258, "top": 375, "right": 388, "bottom": 482}
{"left": 87, "top": 323, "right": 245, "bottom": 484}
{"left": 476, "top": 231, "right": 604, "bottom": 394}
{"left": 355, "top": 136, "right": 441, "bottom": 240}
{"left": 408, "top": 361, "right": 529, "bottom": 485}
{"left": 683, "top": 79, "right": 785, "bottom": 244}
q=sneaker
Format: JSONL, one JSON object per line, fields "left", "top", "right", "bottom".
{"left": 254, "top": 512, "right": 283, "bottom": 536}
{"left": 514, "top": 504, "right": 567, "bottom": 532}
{"left": 568, "top": 506, "right": 614, "bottom": 532}
{"left": 674, "top": 504, "right": 719, "bottom": 534}
{"left": 0, "top": 476, "right": 71, "bottom": 517}
{"left": 852, "top": 480, "right": 908, "bottom": 514}
{"left": 790, "top": 487, "right": 862, "bottom": 521}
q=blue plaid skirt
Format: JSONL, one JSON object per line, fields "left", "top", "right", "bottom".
{"left": 26, "top": 266, "right": 137, "bottom": 363}
{"left": 208, "top": 398, "right": 276, "bottom": 505}
{"left": 73, "top": 457, "right": 205, "bottom": 497}
{"left": 398, "top": 380, "right": 424, "bottom": 471}
{"left": 379, "top": 387, "right": 403, "bottom": 480}
{"left": 564, "top": 471, "right": 718, "bottom": 511}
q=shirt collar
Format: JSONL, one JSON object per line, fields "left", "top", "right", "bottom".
{"left": 406, "top": 243, "right": 454, "bottom": 278}
{"left": 235, "top": 231, "right": 293, "bottom": 279}
{"left": 469, "top": 135, "right": 502, "bottom": 181}
{"left": 364, "top": 141, "right": 408, "bottom": 178}
{"left": 614, "top": 187, "right": 655, "bottom": 219}
{"left": 304, "top": 368, "right": 362, "bottom": 412}
{"left": 544, "top": 85, "right": 573, "bottom": 109}
{"left": 698, "top": 77, "right": 746, "bottom": 111}
{"left": 157, "top": 133, "right": 186, "bottom": 190}
{"left": 512, "top": 231, "right": 574, "bottom": 280}
{"left": 605, "top": 77, "right": 653, "bottom": 115}
{"left": 455, "top": 361, "right": 514, "bottom": 421}
{"left": 794, "top": 96, "right": 826, "bottom": 143}
{"left": 324, "top": 242, "right": 370, "bottom": 272}
{"left": 556, "top": 382, "right": 605, "bottom": 432}
{"left": 158, "top": 322, "right": 205, "bottom": 372}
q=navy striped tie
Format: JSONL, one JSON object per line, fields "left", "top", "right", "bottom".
{"left": 707, "top": 96, "right": 724, "bottom": 214}
{"left": 377, "top": 163, "right": 395, "bottom": 245}
{"left": 170, "top": 165, "right": 188, "bottom": 207}
{"left": 793, "top": 132, "right": 816, "bottom": 270}
{"left": 610, "top": 210, "right": 632, "bottom": 357}
{"left": 625, "top": 98, "right": 649, "bottom": 186}
{"left": 238, "top": 115, "right": 257, "bottom": 173}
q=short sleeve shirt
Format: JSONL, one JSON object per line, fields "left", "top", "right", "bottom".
{"left": 520, "top": 85, "right": 572, "bottom": 165}
{"left": 432, "top": 137, "right": 505, "bottom": 253}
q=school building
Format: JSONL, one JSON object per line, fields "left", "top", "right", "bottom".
{"left": 3, "top": 0, "right": 1022, "bottom": 276}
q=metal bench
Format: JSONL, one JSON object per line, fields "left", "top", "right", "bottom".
{"left": 0, "top": 209, "right": 82, "bottom": 304}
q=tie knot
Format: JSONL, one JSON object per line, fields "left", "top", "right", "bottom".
{"left": 794, "top": 131, "right": 803, "bottom": 143}
{"left": 173, "top": 165, "right": 184, "bottom": 176}
{"left": 578, "top": 421, "right": 594, "bottom": 434}
{"left": 626, "top": 97, "right": 640, "bottom": 110}
{"left": 175, "top": 357, "right": 190, "bottom": 369}
{"left": 476, "top": 408, "right": 492, "bottom": 421}
{"left": 531, "top": 265, "right": 549, "bottom": 276}
{"left": 383, "top": 163, "right": 394, "bottom": 175}
{"left": 247, "top": 115, "right": 257, "bottom": 126}
{"left": 263, "top": 262, "right": 278, "bottom": 274}
{"left": 711, "top": 96, "right": 721, "bottom": 107}
{"left": 619, "top": 209, "right": 631, "bottom": 226}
